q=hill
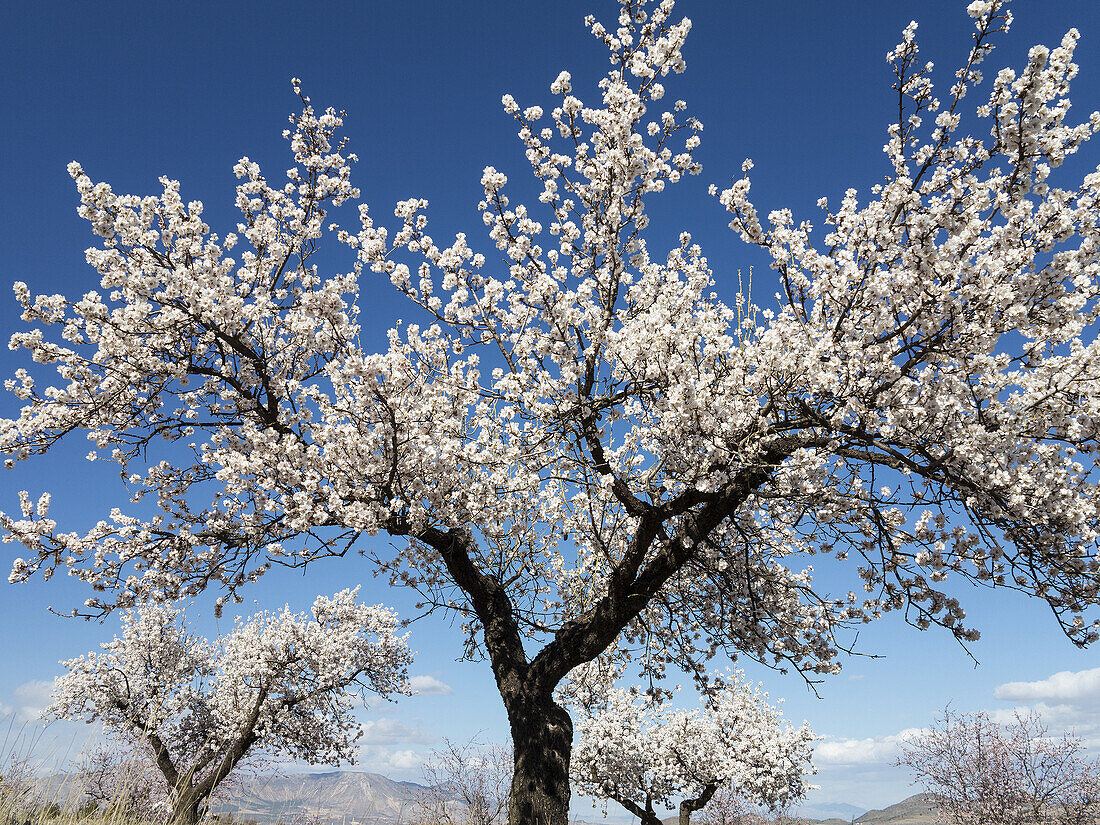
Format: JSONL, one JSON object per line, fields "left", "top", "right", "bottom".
{"left": 855, "top": 793, "right": 940, "bottom": 824}
{"left": 794, "top": 801, "right": 867, "bottom": 821}
{"left": 794, "top": 794, "right": 940, "bottom": 825}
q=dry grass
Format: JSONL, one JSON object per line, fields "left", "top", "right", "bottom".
{"left": 0, "top": 718, "right": 155, "bottom": 825}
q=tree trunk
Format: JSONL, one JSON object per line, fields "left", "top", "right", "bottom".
{"left": 170, "top": 785, "right": 205, "bottom": 825}
{"left": 507, "top": 698, "right": 573, "bottom": 825}
{"left": 678, "top": 783, "right": 718, "bottom": 825}
{"left": 611, "top": 794, "right": 663, "bottom": 825}
{"left": 170, "top": 799, "right": 202, "bottom": 825}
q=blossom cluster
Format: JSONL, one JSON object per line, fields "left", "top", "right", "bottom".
{"left": 716, "top": 0, "right": 1100, "bottom": 648}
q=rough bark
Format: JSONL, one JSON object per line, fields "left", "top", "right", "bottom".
{"left": 169, "top": 788, "right": 202, "bottom": 825}
{"left": 137, "top": 699, "right": 256, "bottom": 825}
{"left": 506, "top": 698, "right": 573, "bottom": 825}
{"left": 413, "top": 525, "right": 575, "bottom": 825}
{"left": 136, "top": 721, "right": 201, "bottom": 825}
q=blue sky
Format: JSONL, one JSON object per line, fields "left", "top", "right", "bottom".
{"left": 3, "top": 0, "right": 1100, "bottom": 816}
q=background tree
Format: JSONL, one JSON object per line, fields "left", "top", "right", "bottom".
{"left": 77, "top": 742, "right": 170, "bottom": 823}
{"left": 76, "top": 739, "right": 258, "bottom": 824}
{"left": 4, "top": 0, "right": 1100, "bottom": 822}
{"left": 414, "top": 737, "right": 511, "bottom": 825}
{"left": 897, "top": 708, "right": 1100, "bottom": 825}
{"left": 693, "top": 787, "right": 768, "bottom": 825}
{"left": 44, "top": 590, "right": 412, "bottom": 825}
{"left": 568, "top": 669, "right": 815, "bottom": 825}
{"left": 0, "top": 753, "right": 36, "bottom": 823}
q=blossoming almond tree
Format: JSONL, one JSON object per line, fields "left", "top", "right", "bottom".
{"left": 44, "top": 590, "right": 412, "bottom": 825}
{"left": 77, "top": 742, "right": 176, "bottom": 823}
{"left": 693, "top": 788, "right": 776, "bottom": 825}
{"left": 897, "top": 708, "right": 1100, "bottom": 825}
{"left": 415, "top": 737, "right": 513, "bottom": 825}
{"left": 4, "top": 0, "right": 1100, "bottom": 821}
{"left": 569, "top": 671, "right": 815, "bottom": 825}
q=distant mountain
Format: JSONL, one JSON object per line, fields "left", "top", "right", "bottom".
{"left": 793, "top": 793, "right": 941, "bottom": 825}
{"left": 855, "top": 793, "right": 941, "bottom": 824}
{"left": 35, "top": 770, "right": 942, "bottom": 825}
{"left": 788, "top": 794, "right": 940, "bottom": 825}
{"left": 220, "top": 779, "right": 944, "bottom": 825}
{"left": 794, "top": 801, "right": 868, "bottom": 821}
{"left": 214, "top": 771, "right": 435, "bottom": 824}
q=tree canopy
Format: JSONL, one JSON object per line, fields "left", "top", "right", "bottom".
{"left": 4, "top": 0, "right": 1100, "bottom": 822}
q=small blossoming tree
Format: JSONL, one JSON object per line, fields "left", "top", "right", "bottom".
{"left": 415, "top": 738, "right": 513, "bottom": 825}
{"left": 897, "top": 708, "right": 1100, "bottom": 825}
{"left": 45, "top": 590, "right": 413, "bottom": 825}
{"left": 569, "top": 670, "right": 815, "bottom": 825}
{"left": 693, "top": 788, "right": 772, "bottom": 825}
{"left": 5, "top": 0, "right": 1100, "bottom": 822}
{"left": 77, "top": 742, "right": 175, "bottom": 823}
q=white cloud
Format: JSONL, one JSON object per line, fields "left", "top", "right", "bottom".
{"left": 409, "top": 675, "right": 453, "bottom": 695}
{"left": 359, "top": 717, "right": 435, "bottom": 745}
{"left": 813, "top": 729, "right": 925, "bottom": 766}
{"left": 358, "top": 745, "right": 424, "bottom": 774}
{"left": 995, "top": 667, "right": 1100, "bottom": 705}
{"left": 790, "top": 668, "right": 1100, "bottom": 809}
{"left": 384, "top": 749, "right": 423, "bottom": 771}
{"left": 989, "top": 702, "right": 1079, "bottom": 725}
{"left": 985, "top": 701, "right": 1100, "bottom": 746}
{"left": 14, "top": 679, "right": 55, "bottom": 719}
{"left": 0, "top": 679, "right": 56, "bottom": 722}
{"left": 990, "top": 667, "right": 1100, "bottom": 751}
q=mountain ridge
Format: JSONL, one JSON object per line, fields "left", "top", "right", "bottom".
{"left": 219, "top": 772, "right": 940, "bottom": 825}
{"left": 36, "top": 769, "right": 939, "bottom": 825}
{"left": 791, "top": 793, "right": 941, "bottom": 825}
